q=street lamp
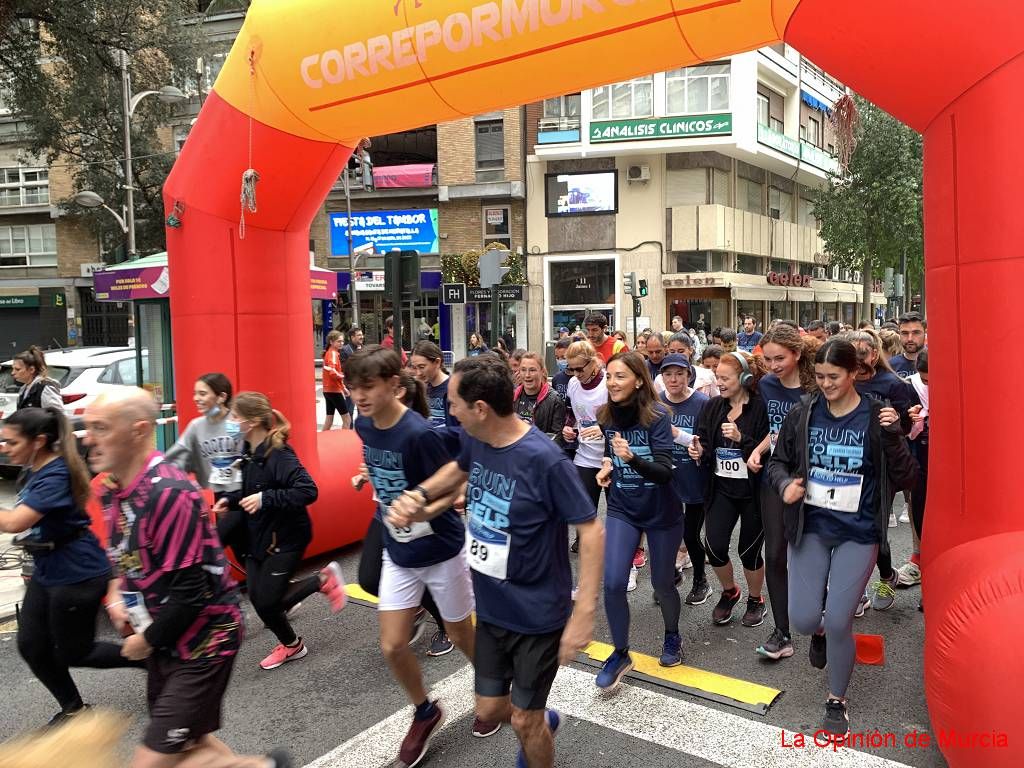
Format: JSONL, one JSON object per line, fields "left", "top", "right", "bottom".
{"left": 76, "top": 52, "right": 186, "bottom": 261}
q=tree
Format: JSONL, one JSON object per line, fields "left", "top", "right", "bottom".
{"left": 0, "top": 1, "right": 208, "bottom": 259}
{"left": 813, "top": 96, "right": 923, "bottom": 320}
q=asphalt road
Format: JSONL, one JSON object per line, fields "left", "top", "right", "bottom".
{"left": 0, "top": 478, "right": 945, "bottom": 767}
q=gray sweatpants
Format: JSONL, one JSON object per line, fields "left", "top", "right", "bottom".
{"left": 788, "top": 533, "right": 878, "bottom": 698}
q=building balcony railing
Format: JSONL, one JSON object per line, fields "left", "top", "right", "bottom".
{"left": 332, "top": 163, "right": 437, "bottom": 194}
{"left": 537, "top": 115, "right": 581, "bottom": 144}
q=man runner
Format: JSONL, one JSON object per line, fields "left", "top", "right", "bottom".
{"left": 889, "top": 311, "right": 926, "bottom": 379}
{"left": 390, "top": 355, "right": 604, "bottom": 768}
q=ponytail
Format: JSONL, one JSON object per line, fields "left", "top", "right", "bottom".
{"left": 13, "top": 346, "right": 47, "bottom": 379}
{"left": 6, "top": 407, "right": 91, "bottom": 509}
{"left": 233, "top": 391, "right": 291, "bottom": 456}
{"left": 268, "top": 409, "right": 291, "bottom": 454}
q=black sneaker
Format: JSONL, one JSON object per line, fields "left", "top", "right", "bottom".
{"left": 45, "top": 704, "right": 89, "bottom": 729}
{"left": 685, "top": 579, "right": 711, "bottom": 605}
{"left": 740, "top": 596, "right": 767, "bottom": 627}
{"left": 712, "top": 587, "right": 741, "bottom": 624}
{"left": 426, "top": 629, "right": 454, "bottom": 657}
{"left": 822, "top": 698, "right": 849, "bottom": 738}
{"left": 809, "top": 632, "right": 827, "bottom": 669}
{"left": 674, "top": 567, "right": 683, "bottom": 587}
{"left": 756, "top": 627, "right": 794, "bottom": 660}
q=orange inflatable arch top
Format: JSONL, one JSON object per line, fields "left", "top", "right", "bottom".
{"left": 163, "top": 2, "right": 1024, "bottom": 765}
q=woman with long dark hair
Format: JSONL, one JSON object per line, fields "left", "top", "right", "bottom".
{"left": 1, "top": 407, "right": 142, "bottom": 727}
{"left": 767, "top": 339, "right": 918, "bottom": 737}
{"left": 12, "top": 346, "right": 62, "bottom": 411}
{"left": 593, "top": 352, "right": 681, "bottom": 688}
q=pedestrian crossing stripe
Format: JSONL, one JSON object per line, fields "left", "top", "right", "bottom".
{"left": 579, "top": 641, "right": 782, "bottom": 715}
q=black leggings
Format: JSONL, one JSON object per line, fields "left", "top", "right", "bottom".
{"left": 912, "top": 442, "right": 928, "bottom": 537}
{"left": 875, "top": 488, "right": 897, "bottom": 581}
{"left": 760, "top": 487, "right": 789, "bottom": 634}
{"left": 215, "top": 504, "right": 251, "bottom": 565}
{"left": 683, "top": 503, "right": 706, "bottom": 582}
{"left": 357, "top": 517, "right": 444, "bottom": 630}
{"left": 703, "top": 492, "right": 764, "bottom": 571}
{"left": 575, "top": 465, "right": 603, "bottom": 509}
{"left": 17, "top": 574, "right": 145, "bottom": 711}
{"left": 246, "top": 551, "right": 323, "bottom": 646}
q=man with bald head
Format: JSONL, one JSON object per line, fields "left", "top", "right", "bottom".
{"left": 85, "top": 387, "right": 290, "bottom": 768}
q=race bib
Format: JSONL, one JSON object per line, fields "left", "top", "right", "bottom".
{"left": 716, "top": 447, "right": 748, "bottom": 479}
{"left": 211, "top": 462, "right": 241, "bottom": 487}
{"left": 465, "top": 529, "right": 509, "bottom": 581}
{"left": 122, "top": 591, "right": 153, "bottom": 633}
{"left": 386, "top": 519, "right": 434, "bottom": 544}
{"left": 805, "top": 467, "right": 864, "bottom": 513}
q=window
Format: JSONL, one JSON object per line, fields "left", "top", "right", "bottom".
{"left": 665, "top": 63, "right": 730, "bottom": 115}
{"left": 0, "top": 223, "right": 57, "bottom": 267}
{"left": 801, "top": 115, "right": 822, "bottom": 147}
{"left": 0, "top": 167, "right": 49, "bottom": 207}
{"left": 173, "top": 125, "right": 191, "bottom": 156}
{"left": 549, "top": 259, "right": 616, "bottom": 306}
{"left": 592, "top": 76, "right": 653, "bottom": 120}
{"left": 770, "top": 259, "right": 789, "bottom": 273}
{"left": 711, "top": 168, "right": 729, "bottom": 205}
{"left": 768, "top": 186, "right": 792, "bottom": 221}
{"left": 666, "top": 168, "right": 708, "bottom": 206}
{"left": 797, "top": 196, "right": 817, "bottom": 228}
{"left": 483, "top": 206, "right": 511, "bottom": 249}
{"left": 675, "top": 251, "right": 709, "bottom": 272}
{"left": 737, "top": 177, "right": 763, "bottom": 214}
{"left": 757, "top": 87, "right": 784, "bottom": 132}
{"left": 736, "top": 254, "right": 763, "bottom": 275}
{"left": 475, "top": 119, "right": 504, "bottom": 170}
{"left": 757, "top": 93, "right": 769, "bottom": 127}
{"left": 543, "top": 93, "right": 581, "bottom": 121}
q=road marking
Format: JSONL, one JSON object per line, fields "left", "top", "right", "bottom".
{"left": 304, "top": 663, "right": 913, "bottom": 768}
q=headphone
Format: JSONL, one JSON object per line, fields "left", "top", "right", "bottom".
{"left": 730, "top": 351, "right": 754, "bottom": 389}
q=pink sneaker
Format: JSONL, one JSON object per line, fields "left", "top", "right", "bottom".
{"left": 632, "top": 547, "right": 647, "bottom": 569}
{"left": 320, "top": 561, "right": 347, "bottom": 613}
{"left": 260, "top": 639, "right": 308, "bottom": 670}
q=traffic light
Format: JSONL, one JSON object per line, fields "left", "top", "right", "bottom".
{"left": 623, "top": 271, "right": 636, "bottom": 296}
{"left": 633, "top": 298, "right": 642, "bottom": 316}
{"left": 638, "top": 279, "right": 649, "bottom": 297}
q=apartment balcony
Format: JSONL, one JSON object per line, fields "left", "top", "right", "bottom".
{"left": 671, "top": 204, "right": 825, "bottom": 265}
{"left": 756, "top": 123, "right": 839, "bottom": 174}
{"left": 537, "top": 115, "right": 581, "bottom": 145}
{"left": 330, "top": 163, "right": 437, "bottom": 200}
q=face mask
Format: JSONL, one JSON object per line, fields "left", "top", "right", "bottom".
{"left": 224, "top": 420, "right": 242, "bottom": 439}
{"left": 207, "top": 404, "right": 221, "bottom": 418}
{"left": 556, "top": 359, "right": 568, "bottom": 372}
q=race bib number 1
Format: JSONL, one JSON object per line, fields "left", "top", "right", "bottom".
{"left": 715, "top": 447, "right": 748, "bottom": 479}
{"left": 805, "top": 467, "right": 863, "bottom": 513}
{"left": 465, "top": 529, "right": 509, "bottom": 581}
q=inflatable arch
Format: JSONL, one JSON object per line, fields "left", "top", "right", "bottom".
{"left": 164, "top": 1, "right": 1024, "bottom": 764}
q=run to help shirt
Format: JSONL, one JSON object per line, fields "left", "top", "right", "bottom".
{"left": 355, "top": 409, "right": 464, "bottom": 568}
{"left": 737, "top": 331, "right": 763, "bottom": 353}
{"left": 604, "top": 411, "right": 681, "bottom": 529}
{"left": 855, "top": 370, "right": 912, "bottom": 417}
{"left": 659, "top": 391, "right": 710, "bottom": 505}
{"left": 459, "top": 426, "right": 596, "bottom": 633}
{"left": 802, "top": 397, "right": 877, "bottom": 544}
{"left": 18, "top": 457, "right": 110, "bottom": 587}
{"left": 426, "top": 378, "right": 452, "bottom": 428}
{"left": 758, "top": 374, "right": 805, "bottom": 461}
{"left": 888, "top": 353, "right": 918, "bottom": 379}
{"left": 103, "top": 453, "right": 243, "bottom": 660}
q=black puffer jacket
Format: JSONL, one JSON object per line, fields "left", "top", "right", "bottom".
{"left": 223, "top": 441, "right": 318, "bottom": 560}
{"left": 766, "top": 392, "right": 919, "bottom": 551}
{"left": 694, "top": 391, "right": 770, "bottom": 500}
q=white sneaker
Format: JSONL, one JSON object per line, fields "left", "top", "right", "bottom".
{"left": 676, "top": 552, "right": 692, "bottom": 570}
{"left": 896, "top": 561, "right": 922, "bottom": 587}
{"left": 888, "top": 512, "right": 898, "bottom": 528}
{"left": 626, "top": 566, "right": 638, "bottom": 592}
{"left": 899, "top": 510, "right": 910, "bottom": 523}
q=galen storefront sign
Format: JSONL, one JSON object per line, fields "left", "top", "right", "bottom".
{"left": 768, "top": 271, "right": 812, "bottom": 287}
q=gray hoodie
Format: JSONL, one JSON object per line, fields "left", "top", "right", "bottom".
{"left": 164, "top": 413, "right": 244, "bottom": 492}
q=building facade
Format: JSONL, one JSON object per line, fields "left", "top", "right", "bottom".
{"left": 524, "top": 45, "right": 886, "bottom": 346}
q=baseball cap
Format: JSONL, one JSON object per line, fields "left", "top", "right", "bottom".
{"left": 660, "top": 353, "right": 691, "bottom": 370}
{"left": 558, "top": 327, "right": 570, "bottom": 333}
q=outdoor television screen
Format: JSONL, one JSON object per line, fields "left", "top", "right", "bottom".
{"left": 544, "top": 170, "right": 618, "bottom": 216}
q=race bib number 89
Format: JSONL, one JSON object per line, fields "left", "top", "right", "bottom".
{"left": 805, "top": 467, "right": 863, "bottom": 513}
{"left": 466, "top": 530, "right": 509, "bottom": 581}
{"left": 715, "top": 447, "right": 748, "bottom": 479}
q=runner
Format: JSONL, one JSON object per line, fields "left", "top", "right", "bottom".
{"left": 656, "top": 332, "right": 717, "bottom": 398}
{"left": 583, "top": 313, "right": 626, "bottom": 364}
{"left": 165, "top": 373, "right": 249, "bottom": 566}
{"left": 737, "top": 316, "right": 763, "bottom": 353}
{"left": 767, "top": 338, "right": 918, "bottom": 738}
{"left": 657, "top": 354, "right": 711, "bottom": 606}
{"left": 746, "top": 326, "right": 820, "bottom": 660}
{"left": 410, "top": 341, "right": 455, "bottom": 430}
{"left": 644, "top": 333, "right": 666, "bottom": 380}
{"left": 897, "top": 349, "right": 929, "bottom": 597}
{"left": 509, "top": 349, "right": 526, "bottom": 387}
{"left": 700, "top": 344, "right": 724, "bottom": 374}
{"left": 341, "top": 326, "right": 365, "bottom": 416}
{"left": 550, "top": 339, "right": 573, "bottom": 401}
{"left": 718, "top": 328, "right": 738, "bottom": 353}
{"left": 84, "top": 387, "right": 292, "bottom": 767}
{"left": 805, "top": 321, "right": 829, "bottom": 343}
{"left": 347, "top": 346, "right": 481, "bottom": 768}
{"left": 889, "top": 311, "right": 927, "bottom": 378}
{"left": 388, "top": 354, "right": 603, "bottom": 768}
{"left": 11, "top": 346, "right": 62, "bottom": 411}
{"left": 512, "top": 352, "right": 566, "bottom": 439}
{"left": 322, "top": 330, "right": 352, "bottom": 431}
{"left": 689, "top": 351, "right": 770, "bottom": 627}
{"left": 212, "top": 392, "right": 346, "bottom": 671}
{"left": 354, "top": 371, "right": 455, "bottom": 658}
{"left": 2, "top": 407, "right": 143, "bottom": 728}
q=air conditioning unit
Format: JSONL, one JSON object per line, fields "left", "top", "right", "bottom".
{"left": 627, "top": 164, "right": 651, "bottom": 182}
{"left": 840, "top": 268, "right": 851, "bottom": 282}
{"left": 813, "top": 267, "right": 826, "bottom": 279}
{"left": 852, "top": 271, "right": 862, "bottom": 283}
{"left": 829, "top": 265, "right": 841, "bottom": 280}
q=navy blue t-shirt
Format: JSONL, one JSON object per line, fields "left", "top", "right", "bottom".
{"left": 356, "top": 409, "right": 464, "bottom": 568}
{"left": 426, "top": 378, "right": 452, "bottom": 428}
{"left": 855, "top": 370, "right": 911, "bottom": 418}
{"left": 604, "top": 411, "right": 681, "bottom": 529}
{"left": 551, "top": 370, "right": 572, "bottom": 401}
{"left": 737, "top": 331, "right": 763, "bottom": 353}
{"left": 759, "top": 374, "right": 805, "bottom": 481}
{"left": 18, "top": 458, "right": 110, "bottom": 587}
{"left": 646, "top": 359, "right": 662, "bottom": 381}
{"left": 660, "top": 391, "right": 709, "bottom": 505}
{"left": 802, "top": 397, "right": 877, "bottom": 544}
{"left": 458, "top": 427, "right": 595, "bottom": 633}
{"left": 888, "top": 354, "right": 917, "bottom": 379}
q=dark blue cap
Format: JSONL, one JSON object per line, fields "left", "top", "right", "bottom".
{"left": 660, "top": 353, "right": 691, "bottom": 370}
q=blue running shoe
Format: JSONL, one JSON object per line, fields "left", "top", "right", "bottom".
{"left": 659, "top": 633, "right": 683, "bottom": 667}
{"left": 515, "top": 709, "right": 561, "bottom": 768}
{"left": 595, "top": 649, "right": 633, "bottom": 690}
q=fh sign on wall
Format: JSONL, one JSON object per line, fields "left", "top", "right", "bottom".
{"left": 329, "top": 208, "right": 439, "bottom": 256}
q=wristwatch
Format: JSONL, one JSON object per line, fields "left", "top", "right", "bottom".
{"left": 412, "top": 484, "right": 431, "bottom": 503}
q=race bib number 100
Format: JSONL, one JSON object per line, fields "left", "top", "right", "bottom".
{"left": 715, "top": 448, "right": 748, "bottom": 479}
{"left": 805, "top": 467, "right": 863, "bottom": 513}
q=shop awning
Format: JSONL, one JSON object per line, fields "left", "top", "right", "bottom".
{"left": 787, "top": 287, "right": 816, "bottom": 302}
{"left": 871, "top": 292, "right": 888, "bottom": 304}
{"left": 814, "top": 289, "right": 840, "bottom": 303}
{"left": 731, "top": 286, "right": 789, "bottom": 302}
{"left": 836, "top": 289, "right": 861, "bottom": 303}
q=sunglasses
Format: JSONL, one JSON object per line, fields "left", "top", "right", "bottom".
{"left": 566, "top": 361, "right": 592, "bottom": 374}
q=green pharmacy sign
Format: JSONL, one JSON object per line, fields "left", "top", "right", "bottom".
{"left": 590, "top": 114, "right": 732, "bottom": 143}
